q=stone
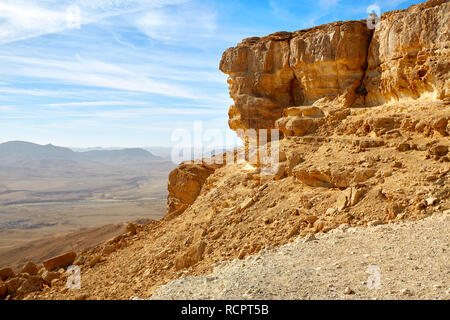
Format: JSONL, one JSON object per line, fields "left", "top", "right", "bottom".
{"left": 294, "top": 165, "right": 375, "bottom": 189}
{"left": 240, "top": 197, "right": 255, "bottom": 212}
{"left": 75, "top": 294, "right": 89, "bottom": 300}
{"left": 429, "top": 145, "right": 449, "bottom": 157}
{"left": 396, "top": 143, "right": 410, "bottom": 152}
{"left": 73, "top": 255, "right": 86, "bottom": 266}
{"left": 0, "top": 267, "right": 15, "bottom": 281}
{"left": 175, "top": 241, "right": 207, "bottom": 270}
{"left": 286, "top": 152, "right": 303, "bottom": 176}
{"left": 5, "top": 277, "right": 26, "bottom": 295}
{"left": 263, "top": 217, "right": 273, "bottom": 224}
{"left": 210, "top": 231, "right": 222, "bottom": 240}
{"left": 21, "top": 261, "right": 39, "bottom": 276}
{"left": 383, "top": 170, "right": 392, "bottom": 177}
{"left": 303, "top": 233, "right": 316, "bottom": 243}
{"left": 43, "top": 252, "right": 77, "bottom": 271}
{"left": 336, "top": 191, "right": 350, "bottom": 211}
{"left": 368, "top": 220, "right": 384, "bottom": 227}
{"left": 326, "top": 208, "right": 337, "bottom": 215}
{"left": 42, "top": 271, "right": 60, "bottom": 285}
{"left": 343, "top": 287, "right": 354, "bottom": 295}
{"left": 273, "top": 163, "right": 287, "bottom": 180}
{"left": 350, "top": 187, "right": 365, "bottom": 206}
{"left": 314, "top": 221, "right": 326, "bottom": 233}
{"left": 276, "top": 116, "right": 325, "bottom": 137}
{"left": 0, "top": 283, "right": 6, "bottom": 300}
{"left": 102, "top": 244, "right": 116, "bottom": 255}
{"left": 50, "top": 279, "right": 59, "bottom": 287}
{"left": 287, "top": 225, "right": 299, "bottom": 238}
{"left": 425, "top": 198, "right": 438, "bottom": 206}
{"left": 305, "top": 215, "right": 319, "bottom": 224}
{"left": 17, "top": 275, "right": 43, "bottom": 295}
{"left": 392, "top": 162, "right": 403, "bottom": 168}
{"left": 399, "top": 288, "right": 412, "bottom": 296}
{"left": 126, "top": 223, "right": 137, "bottom": 235}
{"left": 238, "top": 249, "right": 247, "bottom": 260}
{"left": 89, "top": 255, "right": 102, "bottom": 268}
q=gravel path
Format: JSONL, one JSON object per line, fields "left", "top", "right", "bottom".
{"left": 150, "top": 213, "right": 450, "bottom": 300}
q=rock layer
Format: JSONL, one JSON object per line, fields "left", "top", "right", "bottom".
{"left": 220, "top": 0, "right": 450, "bottom": 135}
{"left": 220, "top": 21, "right": 372, "bottom": 133}
{"left": 364, "top": 0, "right": 450, "bottom": 106}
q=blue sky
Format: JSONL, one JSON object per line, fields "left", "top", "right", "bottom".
{"left": 0, "top": 0, "right": 423, "bottom": 148}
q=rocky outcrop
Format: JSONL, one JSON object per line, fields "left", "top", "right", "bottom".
{"left": 220, "top": 0, "right": 449, "bottom": 136}
{"left": 167, "top": 161, "right": 222, "bottom": 217}
{"left": 363, "top": 0, "right": 450, "bottom": 106}
{"left": 220, "top": 21, "right": 372, "bottom": 133}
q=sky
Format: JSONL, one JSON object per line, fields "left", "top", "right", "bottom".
{"left": 0, "top": 0, "right": 424, "bottom": 148}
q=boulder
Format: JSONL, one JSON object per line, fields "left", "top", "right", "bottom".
{"left": 43, "top": 252, "right": 77, "bottom": 271}
{"left": 17, "top": 275, "right": 43, "bottom": 295}
{"left": 88, "top": 255, "right": 102, "bottom": 268}
{"left": 126, "top": 223, "right": 137, "bottom": 236}
{"left": 0, "top": 267, "right": 15, "bottom": 281}
{"left": 5, "top": 277, "right": 26, "bottom": 296}
{"left": 0, "top": 283, "right": 6, "bottom": 299}
{"left": 42, "top": 271, "right": 60, "bottom": 285}
{"left": 21, "top": 261, "right": 39, "bottom": 276}
{"left": 167, "top": 162, "right": 222, "bottom": 216}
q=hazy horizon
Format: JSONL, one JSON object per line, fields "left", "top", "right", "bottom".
{"left": 0, "top": 139, "right": 242, "bottom": 150}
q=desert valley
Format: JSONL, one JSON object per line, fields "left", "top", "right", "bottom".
{"left": 0, "top": 141, "right": 174, "bottom": 269}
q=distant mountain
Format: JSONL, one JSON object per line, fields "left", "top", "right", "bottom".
{"left": 0, "top": 141, "right": 159, "bottom": 167}
{"left": 0, "top": 141, "right": 75, "bottom": 164}
{"left": 80, "top": 148, "right": 158, "bottom": 164}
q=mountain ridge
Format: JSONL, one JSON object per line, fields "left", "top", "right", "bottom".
{"left": 0, "top": 141, "right": 160, "bottom": 166}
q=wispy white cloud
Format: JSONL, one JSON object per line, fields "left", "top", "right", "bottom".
{"left": 47, "top": 101, "right": 149, "bottom": 108}
{"left": 0, "top": 0, "right": 191, "bottom": 44}
{"left": 0, "top": 1, "right": 66, "bottom": 44}
{"left": 0, "top": 55, "right": 202, "bottom": 99}
{"left": 0, "top": 106, "right": 224, "bottom": 120}
{"left": 134, "top": 2, "right": 217, "bottom": 43}
{"left": 318, "top": 0, "right": 341, "bottom": 8}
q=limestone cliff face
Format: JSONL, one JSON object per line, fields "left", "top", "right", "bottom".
{"left": 220, "top": 21, "right": 372, "bottom": 133}
{"left": 364, "top": 0, "right": 450, "bottom": 106}
{"left": 220, "top": 0, "right": 449, "bottom": 134}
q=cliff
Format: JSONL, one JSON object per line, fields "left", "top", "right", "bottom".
{"left": 220, "top": 0, "right": 449, "bottom": 135}
{"left": 165, "top": 0, "right": 449, "bottom": 217}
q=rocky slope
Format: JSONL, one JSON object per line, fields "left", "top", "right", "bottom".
{"left": 151, "top": 213, "right": 450, "bottom": 300}
{"left": 0, "top": 0, "right": 448, "bottom": 300}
